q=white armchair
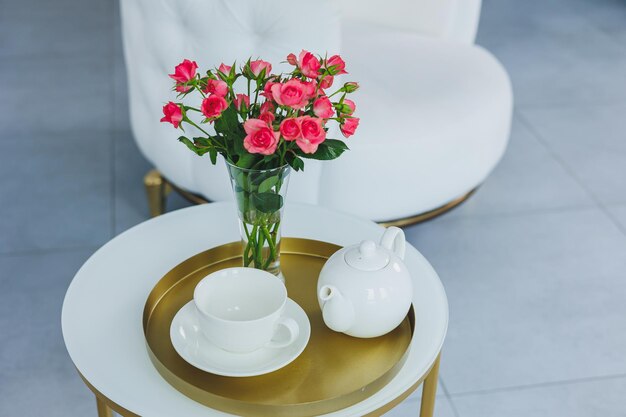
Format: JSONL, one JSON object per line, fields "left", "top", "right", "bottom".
{"left": 120, "top": 0, "right": 512, "bottom": 223}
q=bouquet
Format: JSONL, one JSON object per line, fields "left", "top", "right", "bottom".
{"left": 161, "top": 51, "right": 360, "bottom": 276}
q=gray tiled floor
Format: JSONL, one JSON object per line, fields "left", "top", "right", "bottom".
{"left": 406, "top": 208, "right": 626, "bottom": 394}
{"left": 2, "top": 0, "right": 626, "bottom": 416}
{"left": 521, "top": 104, "right": 626, "bottom": 205}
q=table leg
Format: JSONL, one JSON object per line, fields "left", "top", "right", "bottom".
{"left": 144, "top": 169, "right": 171, "bottom": 217}
{"left": 96, "top": 395, "right": 114, "bottom": 417}
{"left": 419, "top": 354, "right": 441, "bottom": 417}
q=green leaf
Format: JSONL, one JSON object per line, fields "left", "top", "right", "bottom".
{"left": 236, "top": 153, "right": 257, "bottom": 169}
{"left": 214, "top": 106, "right": 239, "bottom": 136}
{"left": 287, "top": 155, "right": 305, "bottom": 171}
{"left": 209, "top": 148, "right": 218, "bottom": 164}
{"left": 251, "top": 192, "right": 283, "bottom": 213}
{"left": 258, "top": 176, "right": 279, "bottom": 193}
{"left": 178, "top": 136, "right": 212, "bottom": 156}
{"left": 297, "top": 140, "right": 349, "bottom": 161}
{"left": 235, "top": 189, "right": 248, "bottom": 213}
{"left": 233, "top": 134, "right": 245, "bottom": 155}
{"left": 193, "top": 136, "right": 212, "bottom": 147}
{"left": 324, "top": 139, "right": 349, "bottom": 151}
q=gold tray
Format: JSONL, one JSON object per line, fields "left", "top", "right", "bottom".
{"left": 143, "top": 238, "right": 414, "bottom": 417}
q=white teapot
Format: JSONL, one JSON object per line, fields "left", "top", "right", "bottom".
{"left": 317, "top": 227, "right": 413, "bottom": 338}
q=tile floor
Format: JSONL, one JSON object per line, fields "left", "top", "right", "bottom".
{"left": 1, "top": 0, "right": 626, "bottom": 416}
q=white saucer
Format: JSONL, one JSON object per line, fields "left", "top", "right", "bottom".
{"left": 170, "top": 298, "right": 311, "bottom": 377}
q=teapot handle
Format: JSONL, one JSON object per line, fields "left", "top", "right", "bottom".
{"left": 380, "top": 227, "right": 406, "bottom": 260}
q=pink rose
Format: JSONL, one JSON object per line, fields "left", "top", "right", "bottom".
{"left": 201, "top": 94, "right": 228, "bottom": 119}
{"left": 175, "top": 85, "right": 192, "bottom": 93}
{"left": 303, "top": 81, "right": 317, "bottom": 99}
{"left": 204, "top": 79, "right": 228, "bottom": 97}
{"left": 234, "top": 94, "right": 250, "bottom": 111}
{"left": 343, "top": 99, "right": 356, "bottom": 115}
{"left": 169, "top": 59, "right": 198, "bottom": 83}
{"left": 218, "top": 63, "right": 232, "bottom": 74}
{"left": 259, "top": 112, "right": 275, "bottom": 125}
{"left": 313, "top": 96, "right": 334, "bottom": 119}
{"left": 260, "top": 100, "right": 275, "bottom": 114}
{"left": 286, "top": 53, "right": 298, "bottom": 66}
{"left": 243, "top": 119, "right": 279, "bottom": 155}
{"left": 319, "top": 75, "right": 334, "bottom": 90}
{"left": 249, "top": 60, "right": 272, "bottom": 78}
{"left": 262, "top": 81, "right": 277, "bottom": 99}
{"left": 297, "top": 116, "right": 326, "bottom": 153}
{"left": 341, "top": 117, "right": 360, "bottom": 138}
{"left": 271, "top": 80, "right": 309, "bottom": 109}
{"left": 160, "top": 102, "right": 183, "bottom": 128}
{"left": 326, "top": 55, "right": 347, "bottom": 75}
{"left": 279, "top": 118, "right": 301, "bottom": 141}
{"left": 298, "top": 50, "right": 321, "bottom": 79}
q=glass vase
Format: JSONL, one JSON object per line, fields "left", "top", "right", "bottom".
{"left": 226, "top": 162, "right": 291, "bottom": 279}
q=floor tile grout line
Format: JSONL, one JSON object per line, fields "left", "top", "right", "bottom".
{"left": 414, "top": 202, "right": 608, "bottom": 229}
{"left": 439, "top": 377, "right": 462, "bottom": 417}
{"left": 0, "top": 245, "right": 101, "bottom": 258}
{"left": 447, "top": 372, "right": 626, "bottom": 398}
{"left": 516, "top": 99, "right": 626, "bottom": 112}
{"left": 516, "top": 110, "right": 626, "bottom": 237}
{"left": 570, "top": 3, "right": 626, "bottom": 55}
{"left": 515, "top": 109, "right": 601, "bottom": 204}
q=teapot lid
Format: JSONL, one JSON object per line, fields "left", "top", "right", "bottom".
{"left": 344, "top": 240, "right": 389, "bottom": 271}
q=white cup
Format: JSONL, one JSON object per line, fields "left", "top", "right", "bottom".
{"left": 193, "top": 267, "right": 299, "bottom": 353}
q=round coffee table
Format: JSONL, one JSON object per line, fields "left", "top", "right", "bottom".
{"left": 62, "top": 202, "right": 448, "bottom": 417}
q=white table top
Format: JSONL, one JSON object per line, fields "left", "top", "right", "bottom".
{"left": 62, "top": 202, "right": 448, "bottom": 416}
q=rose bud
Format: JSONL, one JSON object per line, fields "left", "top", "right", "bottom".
{"left": 218, "top": 63, "right": 232, "bottom": 74}
{"left": 234, "top": 94, "right": 250, "bottom": 112}
{"left": 286, "top": 53, "right": 298, "bottom": 66}
{"left": 319, "top": 75, "right": 334, "bottom": 90}
{"left": 259, "top": 112, "right": 275, "bottom": 125}
{"left": 169, "top": 59, "right": 198, "bottom": 83}
{"left": 340, "top": 117, "right": 360, "bottom": 138}
{"left": 343, "top": 82, "right": 359, "bottom": 93}
{"left": 204, "top": 79, "right": 228, "bottom": 97}
{"left": 326, "top": 54, "right": 348, "bottom": 75}
{"left": 313, "top": 96, "right": 335, "bottom": 119}
{"left": 160, "top": 102, "right": 183, "bottom": 128}
{"left": 249, "top": 60, "right": 272, "bottom": 78}
{"left": 298, "top": 50, "right": 321, "bottom": 79}
{"left": 343, "top": 99, "right": 356, "bottom": 114}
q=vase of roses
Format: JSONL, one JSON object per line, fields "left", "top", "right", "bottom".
{"left": 161, "top": 51, "right": 360, "bottom": 278}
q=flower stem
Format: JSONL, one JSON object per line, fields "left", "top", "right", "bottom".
{"left": 184, "top": 117, "right": 211, "bottom": 137}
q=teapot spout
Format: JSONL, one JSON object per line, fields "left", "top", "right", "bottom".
{"left": 319, "top": 285, "right": 355, "bottom": 333}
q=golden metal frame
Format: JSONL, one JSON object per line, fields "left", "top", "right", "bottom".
{"left": 144, "top": 170, "right": 172, "bottom": 218}
{"left": 83, "top": 354, "right": 440, "bottom": 417}
{"left": 143, "top": 169, "right": 477, "bottom": 225}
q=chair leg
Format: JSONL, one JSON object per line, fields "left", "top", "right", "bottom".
{"left": 419, "top": 354, "right": 441, "bottom": 417}
{"left": 96, "top": 395, "right": 113, "bottom": 417}
{"left": 144, "top": 169, "right": 171, "bottom": 217}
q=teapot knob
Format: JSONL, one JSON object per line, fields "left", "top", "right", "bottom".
{"left": 359, "top": 240, "right": 377, "bottom": 257}
{"left": 380, "top": 227, "right": 406, "bottom": 260}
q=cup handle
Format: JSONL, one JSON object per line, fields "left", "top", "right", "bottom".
{"left": 267, "top": 317, "right": 299, "bottom": 349}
